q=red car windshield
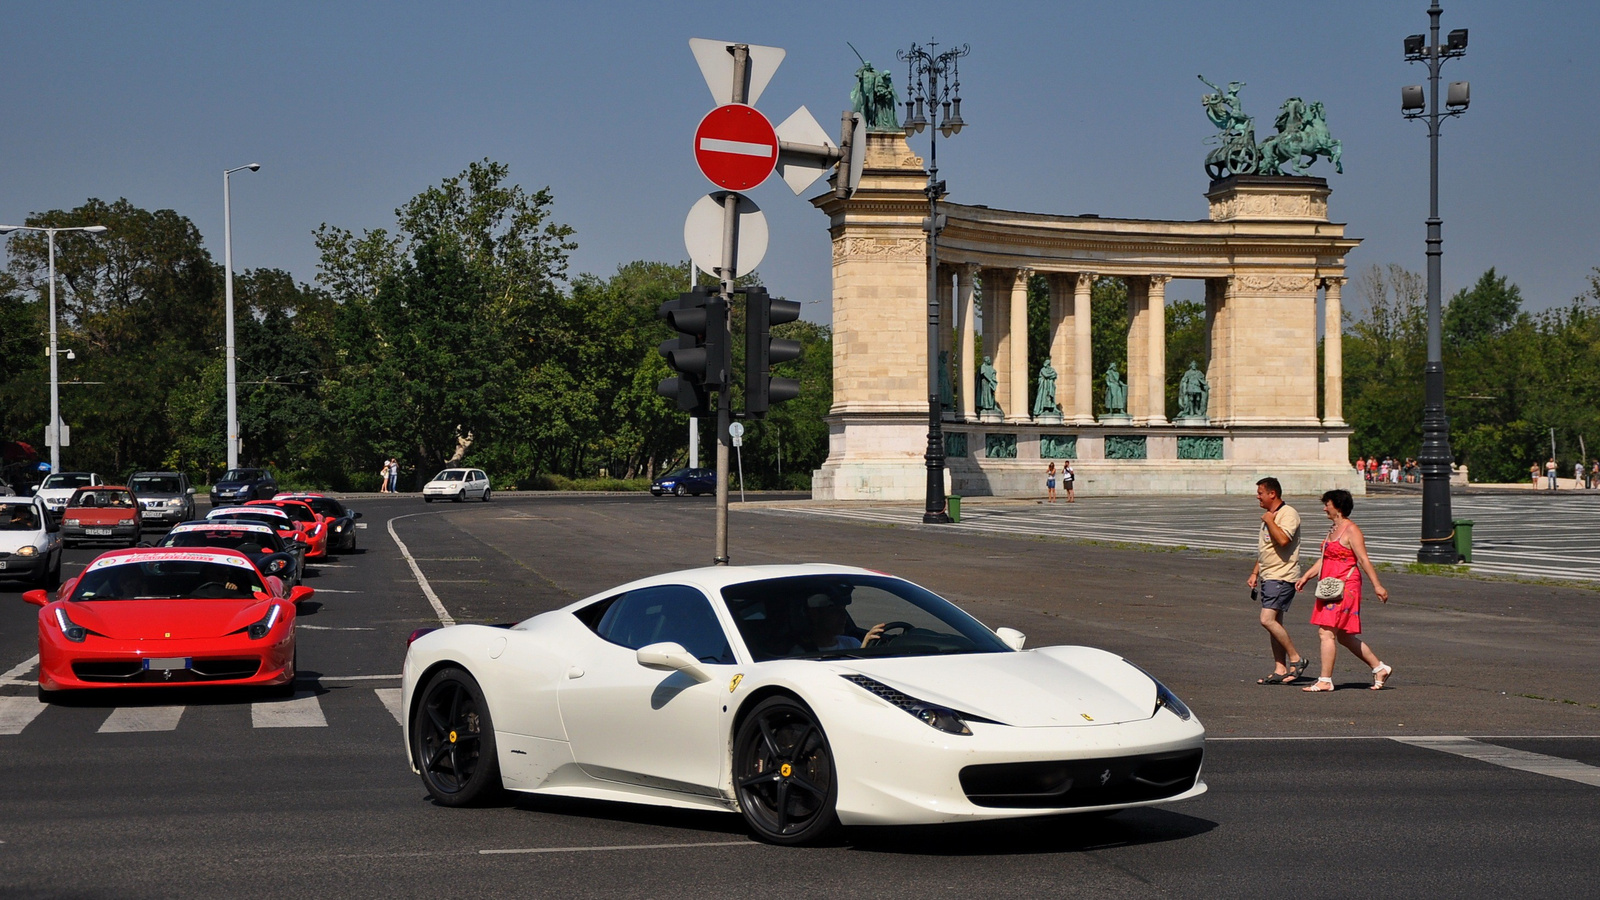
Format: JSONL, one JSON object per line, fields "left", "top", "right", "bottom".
{"left": 74, "top": 560, "right": 265, "bottom": 601}
{"left": 259, "top": 502, "right": 315, "bottom": 524}
{"left": 69, "top": 489, "right": 135, "bottom": 508}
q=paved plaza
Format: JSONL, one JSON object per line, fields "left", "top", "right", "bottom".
{"left": 762, "top": 491, "right": 1600, "bottom": 583}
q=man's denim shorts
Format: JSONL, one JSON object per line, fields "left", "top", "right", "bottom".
{"left": 1257, "top": 579, "right": 1295, "bottom": 611}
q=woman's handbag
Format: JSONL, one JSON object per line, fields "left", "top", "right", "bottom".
{"left": 1314, "top": 577, "right": 1346, "bottom": 601}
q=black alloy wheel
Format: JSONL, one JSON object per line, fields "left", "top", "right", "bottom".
{"left": 413, "top": 667, "right": 500, "bottom": 806}
{"left": 733, "top": 697, "right": 839, "bottom": 845}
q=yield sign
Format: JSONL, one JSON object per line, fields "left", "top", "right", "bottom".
{"left": 694, "top": 104, "right": 778, "bottom": 191}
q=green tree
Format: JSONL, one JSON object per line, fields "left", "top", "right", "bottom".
{"left": 1444, "top": 267, "right": 1522, "bottom": 349}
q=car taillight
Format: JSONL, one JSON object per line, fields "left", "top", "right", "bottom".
{"left": 407, "top": 627, "right": 438, "bottom": 646}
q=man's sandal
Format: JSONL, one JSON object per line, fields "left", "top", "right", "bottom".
{"left": 1288, "top": 657, "right": 1310, "bottom": 679}
{"left": 1371, "top": 664, "right": 1394, "bottom": 690}
{"left": 1257, "top": 672, "right": 1292, "bottom": 685}
{"left": 1302, "top": 677, "right": 1335, "bottom": 692}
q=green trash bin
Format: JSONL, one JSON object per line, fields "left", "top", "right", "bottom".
{"left": 1452, "top": 519, "right": 1474, "bottom": 563}
{"left": 947, "top": 495, "right": 961, "bottom": 523}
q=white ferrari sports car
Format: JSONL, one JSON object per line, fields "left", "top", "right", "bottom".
{"left": 401, "top": 564, "right": 1206, "bottom": 844}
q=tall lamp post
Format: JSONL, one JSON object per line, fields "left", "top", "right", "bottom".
{"left": 1401, "top": 4, "right": 1469, "bottom": 563}
{"left": 223, "top": 163, "right": 261, "bottom": 471}
{"left": 897, "top": 39, "right": 968, "bottom": 525}
{"left": 0, "top": 223, "right": 109, "bottom": 473}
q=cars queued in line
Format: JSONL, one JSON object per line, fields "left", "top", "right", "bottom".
{"left": 26, "top": 546, "right": 309, "bottom": 699}
{"left": 651, "top": 467, "right": 716, "bottom": 497}
{"left": 277, "top": 493, "right": 362, "bottom": 553}
{"left": 157, "top": 520, "right": 302, "bottom": 588}
{"left": 34, "top": 471, "right": 101, "bottom": 522}
{"left": 245, "top": 498, "right": 329, "bottom": 559}
{"left": 422, "top": 468, "right": 493, "bottom": 503}
{"left": 402, "top": 564, "right": 1206, "bottom": 845}
{"left": 0, "top": 495, "right": 64, "bottom": 588}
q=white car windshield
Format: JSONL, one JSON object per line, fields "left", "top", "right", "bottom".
{"left": 721, "top": 574, "right": 1010, "bottom": 662}
{"left": 434, "top": 471, "right": 465, "bottom": 482}
{"left": 1, "top": 504, "right": 41, "bottom": 530}
{"left": 42, "top": 474, "right": 92, "bottom": 490}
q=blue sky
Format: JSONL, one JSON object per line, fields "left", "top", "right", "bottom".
{"left": 3, "top": 1, "right": 1595, "bottom": 322}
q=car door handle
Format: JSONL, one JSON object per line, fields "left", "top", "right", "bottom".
{"left": 566, "top": 667, "right": 584, "bottom": 679}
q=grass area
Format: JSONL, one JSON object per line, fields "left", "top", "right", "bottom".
{"left": 517, "top": 474, "right": 653, "bottom": 492}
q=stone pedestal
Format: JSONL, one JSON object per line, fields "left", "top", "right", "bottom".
{"left": 1173, "top": 416, "right": 1210, "bottom": 427}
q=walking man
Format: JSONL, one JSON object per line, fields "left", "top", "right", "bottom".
{"left": 386, "top": 458, "right": 400, "bottom": 494}
{"left": 1249, "top": 476, "right": 1308, "bottom": 684}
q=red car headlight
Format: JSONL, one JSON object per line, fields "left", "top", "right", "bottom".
{"left": 55, "top": 608, "right": 89, "bottom": 643}
{"left": 246, "top": 605, "right": 282, "bottom": 640}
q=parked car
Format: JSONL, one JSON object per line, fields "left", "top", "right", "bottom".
{"left": 0, "top": 496, "right": 63, "bottom": 588}
{"left": 277, "top": 492, "right": 362, "bottom": 553}
{"left": 34, "top": 472, "right": 101, "bottom": 521}
{"left": 129, "top": 471, "right": 197, "bottom": 529}
{"left": 60, "top": 485, "right": 142, "bottom": 548}
{"left": 651, "top": 467, "right": 716, "bottom": 497}
{"left": 209, "top": 468, "right": 278, "bottom": 507}
{"left": 422, "top": 468, "right": 492, "bottom": 503}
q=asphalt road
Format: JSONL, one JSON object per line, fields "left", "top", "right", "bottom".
{"left": 2, "top": 493, "right": 1597, "bottom": 898}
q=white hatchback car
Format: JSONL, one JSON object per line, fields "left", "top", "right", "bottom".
{"left": 0, "top": 496, "right": 64, "bottom": 588}
{"left": 422, "top": 468, "right": 492, "bottom": 503}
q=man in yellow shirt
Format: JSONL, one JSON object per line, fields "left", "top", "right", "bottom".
{"left": 1249, "top": 477, "right": 1308, "bottom": 684}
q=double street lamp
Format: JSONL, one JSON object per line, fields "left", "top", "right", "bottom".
{"left": 0, "top": 223, "right": 110, "bottom": 474}
{"left": 897, "top": 39, "right": 969, "bottom": 525}
{"left": 223, "top": 163, "right": 261, "bottom": 471}
{"left": 1401, "top": 3, "right": 1470, "bottom": 563}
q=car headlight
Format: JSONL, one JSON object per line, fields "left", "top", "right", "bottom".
{"left": 15, "top": 545, "right": 37, "bottom": 557}
{"left": 1124, "top": 660, "right": 1192, "bottom": 721}
{"left": 842, "top": 674, "right": 974, "bottom": 735}
{"left": 245, "top": 605, "right": 281, "bottom": 640}
{"left": 55, "top": 608, "right": 88, "bottom": 642}
{"left": 63, "top": 518, "right": 80, "bottom": 527}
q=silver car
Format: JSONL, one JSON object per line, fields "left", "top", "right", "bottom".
{"left": 130, "top": 471, "right": 197, "bottom": 529}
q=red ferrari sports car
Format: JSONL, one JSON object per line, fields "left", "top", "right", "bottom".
{"left": 245, "top": 498, "right": 327, "bottom": 559}
{"left": 24, "top": 547, "right": 308, "bottom": 698}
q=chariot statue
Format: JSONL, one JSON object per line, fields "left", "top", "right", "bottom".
{"left": 1200, "top": 75, "right": 1260, "bottom": 179}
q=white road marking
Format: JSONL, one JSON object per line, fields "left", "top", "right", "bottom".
{"left": 387, "top": 514, "right": 456, "bottom": 627}
{"left": 0, "top": 697, "right": 47, "bottom": 735}
{"left": 698, "top": 137, "right": 773, "bottom": 157}
{"left": 99, "top": 706, "right": 184, "bottom": 733}
{"left": 1394, "top": 736, "right": 1600, "bottom": 788}
{"left": 1, "top": 655, "right": 39, "bottom": 682}
{"left": 479, "top": 840, "right": 757, "bottom": 855}
{"left": 251, "top": 691, "right": 328, "bottom": 728}
{"left": 375, "top": 688, "right": 404, "bottom": 725}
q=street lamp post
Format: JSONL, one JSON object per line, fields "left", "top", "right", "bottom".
{"left": 223, "top": 163, "right": 261, "bottom": 471}
{"left": 1402, "top": 4, "right": 1470, "bottom": 563}
{"left": 0, "top": 223, "right": 109, "bottom": 473}
{"left": 897, "top": 39, "right": 968, "bottom": 525}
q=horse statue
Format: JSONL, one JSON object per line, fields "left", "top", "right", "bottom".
{"left": 1259, "top": 98, "right": 1343, "bottom": 176}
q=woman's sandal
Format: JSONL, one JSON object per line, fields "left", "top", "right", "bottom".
{"left": 1302, "top": 677, "right": 1335, "bottom": 692}
{"left": 1371, "top": 664, "right": 1394, "bottom": 690}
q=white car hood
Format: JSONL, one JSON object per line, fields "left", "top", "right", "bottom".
{"left": 0, "top": 531, "right": 44, "bottom": 553}
{"left": 36, "top": 489, "right": 75, "bottom": 504}
{"left": 839, "top": 646, "right": 1158, "bottom": 727}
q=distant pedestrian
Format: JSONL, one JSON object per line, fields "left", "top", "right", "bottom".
{"left": 1249, "top": 477, "right": 1308, "bottom": 685}
{"left": 378, "top": 459, "right": 392, "bottom": 493}
{"left": 387, "top": 458, "right": 401, "bottom": 493}
{"left": 1355, "top": 456, "right": 1367, "bottom": 481}
{"left": 1378, "top": 458, "right": 1390, "bottom": 483}
{"left": 1531, "top": 462, "right": 1541, "bottom": 487}
{"left": 1590, "top": 460, "right": 1599, "bottom": 489}
{"left": 1295, "top": 489, "right": 1393, "bottom": 692}
{"left": 1577, "top": 460, "right": 1585, "bottom": 489}
{"left": 1547, "top": 457, "right": 1559, "bottom": 490}
{"left": 1062, "top": 460, "right": 1076, "bottom": 503}
{"left": 1045, "top": 462, "right": 1058, "bottom": 503}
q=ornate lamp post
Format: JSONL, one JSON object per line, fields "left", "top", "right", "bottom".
{"left": 897, "top": 40, "right": 968, "bottom": 524}
{"left": 0, "top": 223, "right": 109, "bottom": 474}
{"left": 1402, "top": 3, "right": 1470, "bottom": 563}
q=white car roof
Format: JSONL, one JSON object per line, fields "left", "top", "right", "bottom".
{"left": 174, "top": 520, "right": 275, "bottom": 534}
{"left": 208, "top": 506, "right": 290, "bottom": 520}
{"left": 559, "top": 563, "right": 883, "bottom": 612}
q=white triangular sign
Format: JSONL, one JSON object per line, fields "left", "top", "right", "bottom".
{"left": 689, "top": 38, "right": 785, "bottom": 107}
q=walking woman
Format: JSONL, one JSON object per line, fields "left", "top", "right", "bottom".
{"left": 1294, "top": 489, "right": 1394, "bottom": 692}
{"left": 1045, "top": 462, "right": 1058, "bottom": 503}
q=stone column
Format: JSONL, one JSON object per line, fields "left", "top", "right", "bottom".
{"left": 1073, "top": 272, "right": 1096, "bottom": 424}
{"left": 987, "top": 269, "right": 1012, "bottom": 419}
{"left": 1047, "top": 274, "right": 1072, "bottom": 414}
{"left": 1147, "top": 275, "right": 1170, "bottom": 426}
{"left": 957, "top": 264, "right": 978, "bottom": 422}
{"left": 1322, "top": 276, "right": 1346, "bottom": 427}
{"left": 1126, "top": 277, "right": 1149, "bottom": 421}
{"left": 1008, "top": 267, "right": 1032, "bottom": 422}
{"left": 938, "top": 266, "right": 954, "bottom": 418}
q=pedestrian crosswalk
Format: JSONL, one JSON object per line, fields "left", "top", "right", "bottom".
{"left": 0, "top": 686, "right": 404, "bottom": 737}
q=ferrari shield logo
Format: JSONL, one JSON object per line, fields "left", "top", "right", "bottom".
{"left": 728, "top": 673, "right": 743, "bottom": 693}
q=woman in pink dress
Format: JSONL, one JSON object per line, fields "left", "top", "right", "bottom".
{"left": 1294, "top": 489, "right": 1394, "bottom": 691}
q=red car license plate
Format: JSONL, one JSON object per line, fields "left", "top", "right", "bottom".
{"left": 142, "top": 658, "right": 191, "bottom": 671}
{"left": 86, "top": 528, "right": 113, "bottom": 535}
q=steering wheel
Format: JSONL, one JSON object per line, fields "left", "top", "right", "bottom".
{"left": 871, "top": 621, "right": 916, "bottom": 646}
{"left": 189, "top": 581, "right": 237, "bottom": 597}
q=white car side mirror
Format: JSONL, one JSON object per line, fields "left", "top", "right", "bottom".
{"left": 995, "top": 627, "right": 1027, "bottom": 651}
{"left": 636, "top": 641, "right": 713, "bottom": 683}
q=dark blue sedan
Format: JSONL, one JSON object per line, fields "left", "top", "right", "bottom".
{"left": 651, "top": 467, "right": 716, "bottom": 497}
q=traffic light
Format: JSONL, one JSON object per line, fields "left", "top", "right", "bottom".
{"left": 657, "top": 286, "right": 728, "bottom": 416}
{"left": 743, "top": 286, "right": 802, "bottom": 417}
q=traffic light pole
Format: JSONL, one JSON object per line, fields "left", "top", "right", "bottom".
{"left": 712, "top": 44, "right": 752, "bottom": 566}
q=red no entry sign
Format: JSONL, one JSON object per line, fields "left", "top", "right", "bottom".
{"left": 694, "top": 104, "right": 778, "bottom": 191}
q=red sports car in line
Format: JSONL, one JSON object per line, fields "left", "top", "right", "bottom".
{"left": 245, "top": 498, "right": 327, "bottom": 559}
{"left": 25, "top": 547, "right": 309, "bottom": 698}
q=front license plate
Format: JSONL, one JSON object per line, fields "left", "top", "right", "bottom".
{"left": 86, "top": 528, "right": 113, "bottom": 536}
{"left": 142, "top": 511, "right": 164, "bottom": 519}
{"left": 142, "top": 658, "right": 191, "bottom": 671}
